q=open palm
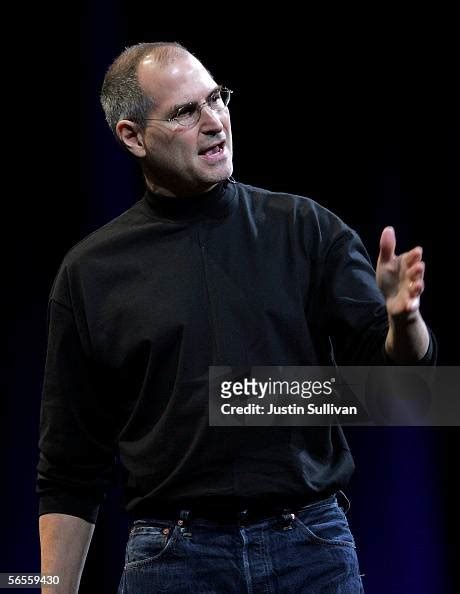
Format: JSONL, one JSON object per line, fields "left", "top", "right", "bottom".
{"left": 376, "top": 226, "right": 425, "bottom": 318}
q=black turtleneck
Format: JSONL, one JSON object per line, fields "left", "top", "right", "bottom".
{"left": 37, "top": 180, "right": 435, "bottom": 523}
{"left": 144, "top": 179, "right": 237, "bottom": 222}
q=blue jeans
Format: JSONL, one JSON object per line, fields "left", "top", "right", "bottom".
{"left": 118, "top": 494, "right": 364, "bottom": 593}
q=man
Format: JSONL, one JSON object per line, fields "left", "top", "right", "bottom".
{"left": 38, "top": 42, "right": 435, "bottom": 593}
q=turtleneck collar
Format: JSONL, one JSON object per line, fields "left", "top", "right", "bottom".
{"left": 142, "top": 179, "right": 237, "bottom": 222}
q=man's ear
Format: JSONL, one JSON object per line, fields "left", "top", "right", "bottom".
{"left": 116, "top": 120, "right": 146, "bottom": 157}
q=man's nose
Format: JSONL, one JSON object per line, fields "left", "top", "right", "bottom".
{"left": 199, "top": 105, "right": 224, "bottom": 131}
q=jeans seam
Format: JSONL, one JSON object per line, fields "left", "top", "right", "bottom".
{"left": 294, "top": 518, "right": 356, "bottom": 548}
{"left": 240, "top": 528, "right": 253, "bottom": 594}
{"left": 260, "top": 527, "right": 275, "bottom": 594}
{"left": 124, "top": 525, "right": 180, "bottom": 569}
{"left": 297, "top": 500, "right": 337, "bottom": 514}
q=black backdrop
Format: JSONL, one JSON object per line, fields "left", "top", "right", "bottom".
{"left": 2, "top": 4, "right": 459, "bottom": 593}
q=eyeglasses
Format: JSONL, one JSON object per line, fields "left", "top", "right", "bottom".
{"left": 145, "top": 86, "right": 233, "bottom": 128}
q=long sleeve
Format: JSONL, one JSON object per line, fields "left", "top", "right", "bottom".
{"left": 321, "top": 227, "right": 436, "bottom": 365}
{"left": 37, "top": 298, "right": 119, "bottom": 523}
{"left": 320, "top": 228, "right": 390, "bottom": 364}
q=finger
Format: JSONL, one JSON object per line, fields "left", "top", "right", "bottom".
{"left": 406, "top": 261, "right": 425, "bottom": 295}
{"left": 406, "top": 261, "right": 425, "bottom": 283}
{"left": 405, "top": 246, "right": 423, "bottom": 267}
{"left": 400, "top": 248, "right": 423, "bottom": 277}
{"left": 378, "top": 226, "right": 396, "bottom": 264}
{"left": 408, "top": 278, "right": 425, "bottom": 298}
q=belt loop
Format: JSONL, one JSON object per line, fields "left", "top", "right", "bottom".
{"left": 337, "top": 490, "right": 351, "bottom": 514}
{"left": 278, "top": 508, "right": 295, "bottom": 530}
{"left": 238, "top": 509, "right": 249, "bottom": 527}
{"left": 177, "top": 509, "right": 193, "bottom": 537}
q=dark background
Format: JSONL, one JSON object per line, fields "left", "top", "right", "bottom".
{"left": 2, "top": 4, "right": 459, "bottom": 593}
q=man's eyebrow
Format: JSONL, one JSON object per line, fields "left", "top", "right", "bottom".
{"left": 168, "top": 86, "right": 221, "bottom": 115}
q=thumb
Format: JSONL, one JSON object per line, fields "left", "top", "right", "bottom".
{"left": 379, "top": 226, "right": 396, "bottom": 264}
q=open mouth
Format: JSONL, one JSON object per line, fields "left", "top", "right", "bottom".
{"left": 199, "top": 141, "right": 226, "bottom": 157}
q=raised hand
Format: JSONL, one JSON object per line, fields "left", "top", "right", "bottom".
{"left": 376, "top": 226, "right": 425, "bottom": 319}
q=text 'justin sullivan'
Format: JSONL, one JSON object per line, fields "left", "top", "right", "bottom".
{"left": 220, "top": 403, "right": 358, "bottom": 416}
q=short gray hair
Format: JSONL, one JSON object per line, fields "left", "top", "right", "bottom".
{"left": 100, "top": 42, "right": 190, "bottom": 135}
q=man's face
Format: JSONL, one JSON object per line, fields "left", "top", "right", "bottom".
{"left": 137, "top": 53, "right": 233, "bottom": 196}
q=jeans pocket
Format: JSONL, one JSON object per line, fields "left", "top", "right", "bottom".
{"left": 294, "top": 503, "right": 356, "bottom": 548}
{"left": 125, "top": 524, "right": 179, "bottom": 569}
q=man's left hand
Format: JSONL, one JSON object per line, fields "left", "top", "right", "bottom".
{"left": 376, "top": 226, "right": 425, "bottom": 320}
